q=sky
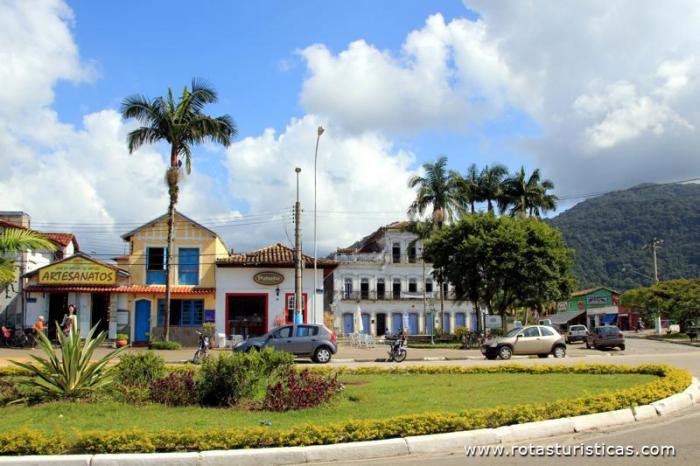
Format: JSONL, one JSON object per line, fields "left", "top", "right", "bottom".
{"left": 2, "top": 0, "right": 700, "bottom": 258}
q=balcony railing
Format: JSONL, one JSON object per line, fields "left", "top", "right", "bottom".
{"left": 335, "top": 253, "right": 426, "bottom": 265}
{"left": 339, "top": 290, "right": 456, "bottom": 301}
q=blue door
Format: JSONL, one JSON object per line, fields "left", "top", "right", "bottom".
{"left": 455, "top": 312, "right": 466, "bottom": 328}
{"left": 392, "top": 313, "right": 402, "bottom": 334}
{"left": 425, "top": 314, "right": 433, "bottom": 334}
{"left": 135, "top": 300, "right": 151, "bottom": 342}
{"left": 443, "top": 313, "right": 451, "bottom": 334}
{"left": 361, "top": 313, "right": 370, "bottom": 334}
{"left": 408, "top": 313, "right": 419, "bottom": 334}
{"left": 342, "top": 313, "right": 354, "bottom": 335}
{"left": 471, "top": 312, "right": 478, "bottom": 331}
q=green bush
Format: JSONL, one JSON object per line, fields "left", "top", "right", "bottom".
{"left": 248, "top": 347, "right": 294, "bottom": 377}
{"left": 149, "top": 340, "right": 182, "bottom": 350}
{"left": 0, "top": 380, "right": 19, "bottom": 406}
{"left": 116, "top": 333, "right": 129, "bottom": 341}
{"left": 0, "top": 364, "right": 690, "bottom": 455}
{"left": 196, "top": 353, "right": 258, "bottom": 407}
{"left": 115, "top": 352, "right": 166, "bottom": 387}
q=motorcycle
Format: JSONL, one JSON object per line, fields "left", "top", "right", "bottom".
{"left": 387, "top": 336, "right": 407, "bottom": 363}
{"left": 192, "top": 330, "right": 211, "bottom": 364}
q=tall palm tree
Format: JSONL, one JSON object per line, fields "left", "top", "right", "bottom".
{"left": 478, "top": 164, "right": 508, "bottom": 214}
{"left": 407, "top": 156, "right": 461, "bottom": 227}
{"left": 500, "top": 167, "right": 540, "bottom": 218}
{"left": 0, "top": 228, "right": 56, "bottom": 285}
{"left": 451, "top": 163, "right": 482, "bottom": 214}
{"left": 121, "top": 79, "right": 236, "bottom": 341}
{"left": 531, "top": 178, "right": 558, "bottom": 218}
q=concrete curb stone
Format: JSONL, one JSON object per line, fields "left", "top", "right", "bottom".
{"left": 632, "top": 404, "right": 659, "bottom": 422}
{"left": 304, "top": 438, "right": 409, "bottom": 462}
{"left": 495, "top": 418, "right": 575, "bottom": 442}
{"left": 200, "top": 448, "right": 306, "bottom": 466}
{"left": 571, "top": 408, "right": 635, "bottom": 432}
{"left": 404, "top": 429, "right": 499, "bottom": 453}
{"left": 683, "top": 377, "right": 700, "bottom": 403}
{"left": 92, "top": 452, "right": 199, "bottom": 466}
{"left": 651, "top": 392, "right": 694, "bottom": 416}
{"left": 0, "top": 456, "right": 91, "bottom": 466}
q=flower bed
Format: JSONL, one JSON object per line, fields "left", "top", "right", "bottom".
{"left": 0, "top": 363, "right": 690, "bottom": 455}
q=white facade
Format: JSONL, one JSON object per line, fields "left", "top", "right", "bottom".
{"left": 215, "top": 266, "right": 326, "bottom": 338}
{"left": 331, "top": 223, "right": 475, "bottom": 336}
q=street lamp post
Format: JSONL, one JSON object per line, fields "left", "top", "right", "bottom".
{"left": 313, "top": 126, "right": 325, "bottom": 325}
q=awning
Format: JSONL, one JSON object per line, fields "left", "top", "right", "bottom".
{"left": 602, "top": 313, "right": 618, "bottom": 325}
{"left": 549, "top": 310, "right": 586, "bottom": 325}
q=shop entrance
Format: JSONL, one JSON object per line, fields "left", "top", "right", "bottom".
{"left": 376, "top": 313, "right": 387, "bottom": 336}
{"left": 48, "top": 293, "right": 68, "bottom": 340}
{"left": 226, "top": 294, "right": 267, "bottom": 339}
{"left": 91, "top": 293, "right": 110, "bottom": 334}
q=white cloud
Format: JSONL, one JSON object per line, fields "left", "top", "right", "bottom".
{"left": 225, "top": 116, "right": 417, "bottom": 253}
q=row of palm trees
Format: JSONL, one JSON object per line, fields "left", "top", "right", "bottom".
{"left": 407, "top": 156, "right": 557, "bottom": 224}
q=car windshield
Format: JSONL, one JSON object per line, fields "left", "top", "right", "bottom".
{"left": 504, "top": 328, "right": 521, "bottom": 337}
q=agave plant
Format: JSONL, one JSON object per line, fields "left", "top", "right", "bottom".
{"left": 11, "top": 318, "right": 125, "bottom": 399}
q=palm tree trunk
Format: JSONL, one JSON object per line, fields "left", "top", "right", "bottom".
{"left": 470, "top": 201, "right": 475, "bottom": 214}
{"left": 164, "top": 194, "right": 175, "bottom": 342}
{"left": 487, "top": 199, "right": 493, "bottom": 213}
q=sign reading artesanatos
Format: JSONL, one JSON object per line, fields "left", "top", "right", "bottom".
{"left": 253, "top": 271, "right": 284, "bottom": 286}
{"left": 38, "top": 257, "right": 117, "bottom": 285}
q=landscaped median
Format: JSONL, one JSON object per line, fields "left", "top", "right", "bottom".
{"left": 0, "top": 363, "right": 692, "bottom": 456}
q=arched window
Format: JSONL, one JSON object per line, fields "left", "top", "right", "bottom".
{"left": 376, "top": 278, "right": 386, "bottom": 300}
{"left": 360, "top": 278, "right": 369, "bottom": 299}
{"left": 408, "top": 278, "right": 417, "bottom": 293}
{"left": 344, "top": 278, "right": 353, "bottom": 299}
{"left": 392, "top": 278, "right": 401, "bottom": 299}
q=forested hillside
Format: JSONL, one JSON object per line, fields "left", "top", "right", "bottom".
{"left": 548, "top": 183, "right": 700, "bottom": 290}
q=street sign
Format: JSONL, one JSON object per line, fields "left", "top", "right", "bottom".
{"left": 485, "top": 315, "right": 502, "bottom": 329}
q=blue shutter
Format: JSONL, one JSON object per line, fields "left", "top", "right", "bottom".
{"left": 178, "top": 248, "right": 199, "bottom": 285}
{"left": 181, "top": 300, "right": 192, "bottom": 326}
{"left": 193, "top": 300, "right": 204, "bottom": 325}
{"left": 147, "top": 248, "right": 167, "bottom": 285}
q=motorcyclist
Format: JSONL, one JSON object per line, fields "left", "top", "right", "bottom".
{"left": 392, "top": 329, "right": 406, "bottom": 353}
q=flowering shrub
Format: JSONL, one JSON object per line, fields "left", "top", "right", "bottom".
{"left": 149, "top": 371, "right": 197, "bottom": 406}
{"left": 263, "top": 369, "right": 343, "bottom": 411}
{"left": 0, "top": 380, "right": 19, "bottom": 406}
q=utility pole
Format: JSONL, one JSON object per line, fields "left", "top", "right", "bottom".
{"left": 644, "top": 238, "right": 663, "bottom": 284}
{"left": 294, "top": 167, "right": 304, "bottom": 324}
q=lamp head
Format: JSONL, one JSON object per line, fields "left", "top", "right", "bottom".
{"left": 317, "top": 126, "right": 325, "bottom": 136}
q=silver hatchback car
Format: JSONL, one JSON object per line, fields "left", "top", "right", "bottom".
{"left": 233, "top": 324, "right": 338, "bottom": 363}
{"left": 482, "top": 325, "right": 567, "bottom": 360}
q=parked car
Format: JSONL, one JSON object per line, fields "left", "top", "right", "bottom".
{"left": 481, "top": 325, "right": 566, "bottom": 360}
{"left": 538, "top": 319, "right": 553, "bottom": 327}
{"left": 565, "top": 324, "right": 589, "bottom": 344}
{"left": 586, "top": 325, "right": 625, "bottom": 351}
{"left": 233, "top": 324, "right": 337, "bottom": 363}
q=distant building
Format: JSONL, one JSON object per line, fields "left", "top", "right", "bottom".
{"left": 1, "top": 211, "right": 79, "bottom": 329}
{"left": 556, "top": 286, "right": 639, "bottom": 330}
{"left": 329, "top": 221, "right": 474, "bottom": 336}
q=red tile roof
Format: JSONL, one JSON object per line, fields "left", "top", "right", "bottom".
{"left": 41, "top": 232, "right": 79, "bottom": 250}
{"left": 0, "top": 219, "right": 28, "bottom": 230}
{"left": 571, "top": 286, "right": 621, "bottom": 297}
{"left": 25, "top": 285, "right": 214, "bottom": 295}
{"left": 217, "top": 243, "right": 337, "bottom": 268}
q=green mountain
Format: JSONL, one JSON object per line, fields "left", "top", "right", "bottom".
{"left": 547, "top": 183, "right": 700, "bottom": 290}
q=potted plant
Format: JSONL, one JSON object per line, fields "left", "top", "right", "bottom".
{"left": 116, "top": 333, "right": 129, "bottom": 348}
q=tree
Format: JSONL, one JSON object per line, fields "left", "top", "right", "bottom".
{"left": 407, "top": 156, "right": 462, "bottom": 227}
{"left": 0, "top": 228, "right": 56, "bottom": 285}
{"left": 451, "top": 163, "right": 482, "bottom": 214}
{"left": 424, "top": 214, "right": 575, "bottom": 331}
{"left": 477, "top": 164, "right": 508, "bottom": 214}
{"left": 121, "top": 79, "right": 236, "bottom": 341}
{"left": 499, "top": 167, "right": 559, "bottom": 218}
{"left": 621, "top": 279, "right": 700, "bottom": 329}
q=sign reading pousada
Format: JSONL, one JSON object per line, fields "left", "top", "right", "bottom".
{"left": 38, "top": 257, "right": 117, "bottom": 285}
{"left": 253, "top": 271, "right": 284, "bottom": 286}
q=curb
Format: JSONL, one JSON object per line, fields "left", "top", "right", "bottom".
{"left": 1, "top": 379, "right": 698, "bottom": 466}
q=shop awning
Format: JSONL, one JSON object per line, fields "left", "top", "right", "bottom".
{"left": 549, "top": 310, "right": 586, "bottom": 325}
{"left": 25, "top": 285, "right": 215, "bottom": 295}
{"left": 602, "top": 313, "right": 619, "bottom": 325}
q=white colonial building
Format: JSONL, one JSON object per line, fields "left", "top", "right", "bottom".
{"left": 329, "top": 221, "right": 475, "bottom": 336}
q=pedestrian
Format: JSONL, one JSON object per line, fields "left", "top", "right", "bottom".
{"left": 61, "top": 305, "right": 76, "bottom": 337}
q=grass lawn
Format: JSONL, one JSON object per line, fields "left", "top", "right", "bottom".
{"left": 1, "top": 372, "right": 655, "bottom": 436}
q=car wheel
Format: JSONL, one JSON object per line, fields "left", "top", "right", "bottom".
{"left": 552, "top": 345, "right": 566, "bottom": 358}
{"left": 313, "top": 346, "right": 332, "bottom": 364}
{"left": 498, "top": 346, "right": 512, "bottom": 360}
{"left": 619, "top": 344, "right": 626, "bottom": 351}
{"left": 537, "top": 354, "right": 549, "bottom": 359}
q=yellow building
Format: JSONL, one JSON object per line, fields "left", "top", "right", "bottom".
{"left": 116, "top": 211, "right": 229, "bottom": 345}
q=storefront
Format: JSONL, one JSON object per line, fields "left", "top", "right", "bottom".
{"left": 23, "top": 253, "right": 130, "bottom": 339}
{"left": 555, "top": 286, "right": 639, "bottom": 330}
{"left": 215, "top": 243, "right": 337, "bottom": 342}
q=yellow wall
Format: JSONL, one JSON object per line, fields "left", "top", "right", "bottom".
{"left": 123, "top": 213, "right": 228, "bottom": 287}
{"left": 127, "top": 292, "right": 216, "bottom": 332}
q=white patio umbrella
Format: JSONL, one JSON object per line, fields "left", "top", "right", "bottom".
{"left": 355, "top": 304, "right": 364, "bottom": 334}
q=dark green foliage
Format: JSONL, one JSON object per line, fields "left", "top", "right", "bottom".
{"left": 548, "top": 183, "right": 700, "bottom": 290}
{"left": 621, "top": 279, "right": 700, "bottom": 327}
{"left": 115, "top": 352, "right": 166, "bottom": 387}
{"left": 149, "top": 371, "right": 197, "bottom": 406}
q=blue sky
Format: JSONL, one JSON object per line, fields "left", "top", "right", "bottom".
{"left": 55, "top": 0, "right": 535, "bottom": 194}
{"left": 3, "top": 0, "right": 698, "bottom": 254}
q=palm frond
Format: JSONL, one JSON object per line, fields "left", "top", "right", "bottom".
{"left": 0, "top": 228, "right": 56, "bottom": 254}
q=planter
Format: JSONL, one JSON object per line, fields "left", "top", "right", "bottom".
{"left": 116, "top": 339, "right": 129, "bottom": 348}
